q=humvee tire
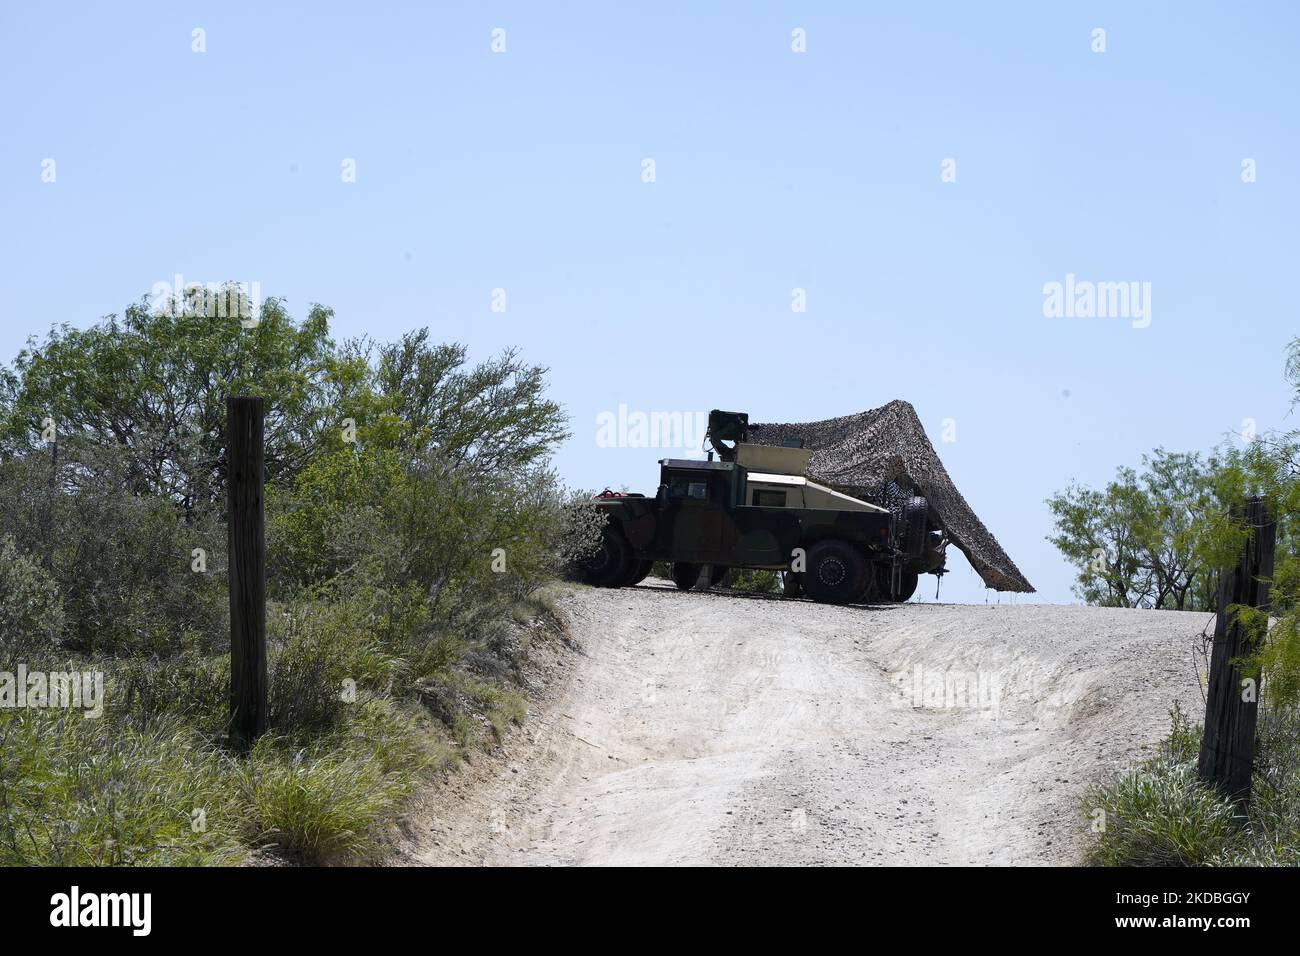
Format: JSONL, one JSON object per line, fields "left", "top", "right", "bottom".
{"left": 690, "top": 564, "right": 728, "bottom": 591}
{"left": 672, "top": 562, "right": 703, "bottom": 590}
{"left": 582, "top": 527, "right": 633, "bottom": 587}
{"left": 895, "top": 571, "right": 919, "bottom": 602}
{"left": 858, "top": 565, "right": 882, "bottom": 603}
{"left": 624, "top": 559, "right": 653, "bottom": 587}
{"left": 873, "top": 564, "right": 919, "bottom": 602}
{"left": 902, "top": 496, "right": 929, "bottom": 558}
{"left": 802, "top": 539, "right": 869, "bottom": 605}
{"left": 781, "top": 571, "right": 802, "bottom": 599}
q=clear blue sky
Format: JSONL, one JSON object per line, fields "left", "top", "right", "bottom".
{"left": 2, "top": 2, "right": 1297, "bottom": 603}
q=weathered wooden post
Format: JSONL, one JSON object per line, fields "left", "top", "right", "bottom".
{"left": 1197, "top": 496, "right": 1275, "bottom": 807}
{"left": 227, "top": 396, "right": 268, "bottom": 752}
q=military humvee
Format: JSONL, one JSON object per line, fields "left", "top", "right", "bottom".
{"left": 573, "top": 410, "right": 946, "bottom": 604}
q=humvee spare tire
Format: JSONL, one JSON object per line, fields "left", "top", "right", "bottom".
{"left": 672, "top": 562, "right": 702, "bottom": 590}
{"left": 802, "top": 539, "right": 868, "bottom": 605}
{"left": 902, "top": 496, "right": 929, "bottom": 559}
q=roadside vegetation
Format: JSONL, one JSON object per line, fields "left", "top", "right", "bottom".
{"left": 1056, "top": 340, "right": 1300, "bottom": 866}
{"left": 726, "top": 569, "right": 781, "bottom": 593}
{"left": 646, "top": 562, "right": 781, "bottom": 595}
{"left": 0, "top": 288, "right": 601, "bottom": 864}
{"left": 1085, "top": 705, "right": 1300, "bottom": 866}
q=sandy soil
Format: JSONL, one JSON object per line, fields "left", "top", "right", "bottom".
{"left": 396, "top": 582, "right": 1212, "bottom": 866}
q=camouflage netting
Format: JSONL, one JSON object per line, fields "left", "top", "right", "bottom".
{"left": 752, "top": 400, "right": 1034, "bottom": 593}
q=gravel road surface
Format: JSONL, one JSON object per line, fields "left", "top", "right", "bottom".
{"left": 409, "top": 582, "right": 1208, "bottom": 866}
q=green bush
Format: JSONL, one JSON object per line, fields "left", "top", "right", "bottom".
{"left": 268, "top": 594, "right": 408, "bottom": 741}
{"left": 729, "top": 568, "right": 781, "bottom": 593}
{"left": 0, "top": 534, "right": 64, "bottom": 652}
{"left": 0, "top": 448, "right": 226, "bottom": 655}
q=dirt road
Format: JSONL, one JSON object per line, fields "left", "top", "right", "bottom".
{"left": 407, "top": 582, "right": 1209, "bottom": 866}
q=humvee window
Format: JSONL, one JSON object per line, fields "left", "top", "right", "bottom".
{"left": 668, "top": 477, "right": 708, "bottom": 500}
{"left": 752, "top": 490, "right": 786, "bottom": 507}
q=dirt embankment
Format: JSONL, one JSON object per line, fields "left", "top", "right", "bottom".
{"left": 393, "top": 583, "right": 1208, "bottom": 866}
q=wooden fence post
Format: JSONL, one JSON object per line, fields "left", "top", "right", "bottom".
{"left": 227, "top": 396, "right": 268, "bottom": 752}
{"left": 1196, "top": 496, "right": 1275, "bottom": 807}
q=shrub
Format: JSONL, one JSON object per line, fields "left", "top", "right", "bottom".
{"left": 729, "top": 568, "right": 781, "bottom": 593}
{"left": 0, "top": 446, "right": 226, "bottom": 655}
{"left": 1162, "top": 700, "right": 1200, "bottom": 763}
{"left": 0, "top": 535, "right": 64, "bottom": 652}
{"left": 268, "top": 594, "right": 408, "bottom": 742}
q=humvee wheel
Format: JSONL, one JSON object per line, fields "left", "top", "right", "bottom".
{"left": 671, "top": 562, "right": 703, "bottom": 590}
{"left": 858, "top": 565, "right": 882, "bottom": 603}
{"left": 802, "top": 540, "right": 868, "bottom": 605}
{"left": 690, "top": 564, "right": 728, "bottom": 591}
{"left": 781, "top": 571, "right": 802, "bottom": 599}
{"left": 583, "top": 528, "right": 633, "bottom": 587}
{"left": 624, "top": 559, "right": 653, "bottom": 587}
{"left": 873, "top": 565, "right": 919, "bottom": 602}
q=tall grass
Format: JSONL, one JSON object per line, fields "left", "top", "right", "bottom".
{"left": 1, "top": 593, "right": 557, "bottom": 866}
{"left": 1084, "top": 703, "right": 1300, "bottom": 866}
{"left": 0, "top": 710, "right": 246, "bottom": 866}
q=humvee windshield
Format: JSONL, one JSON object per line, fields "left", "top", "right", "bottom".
{"left": 668, "top": 476, "right": 708, "bottom": 500}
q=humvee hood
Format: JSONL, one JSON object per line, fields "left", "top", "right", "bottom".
{"left": 751, "top": 400, "right": 1034, "bottom": 593}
